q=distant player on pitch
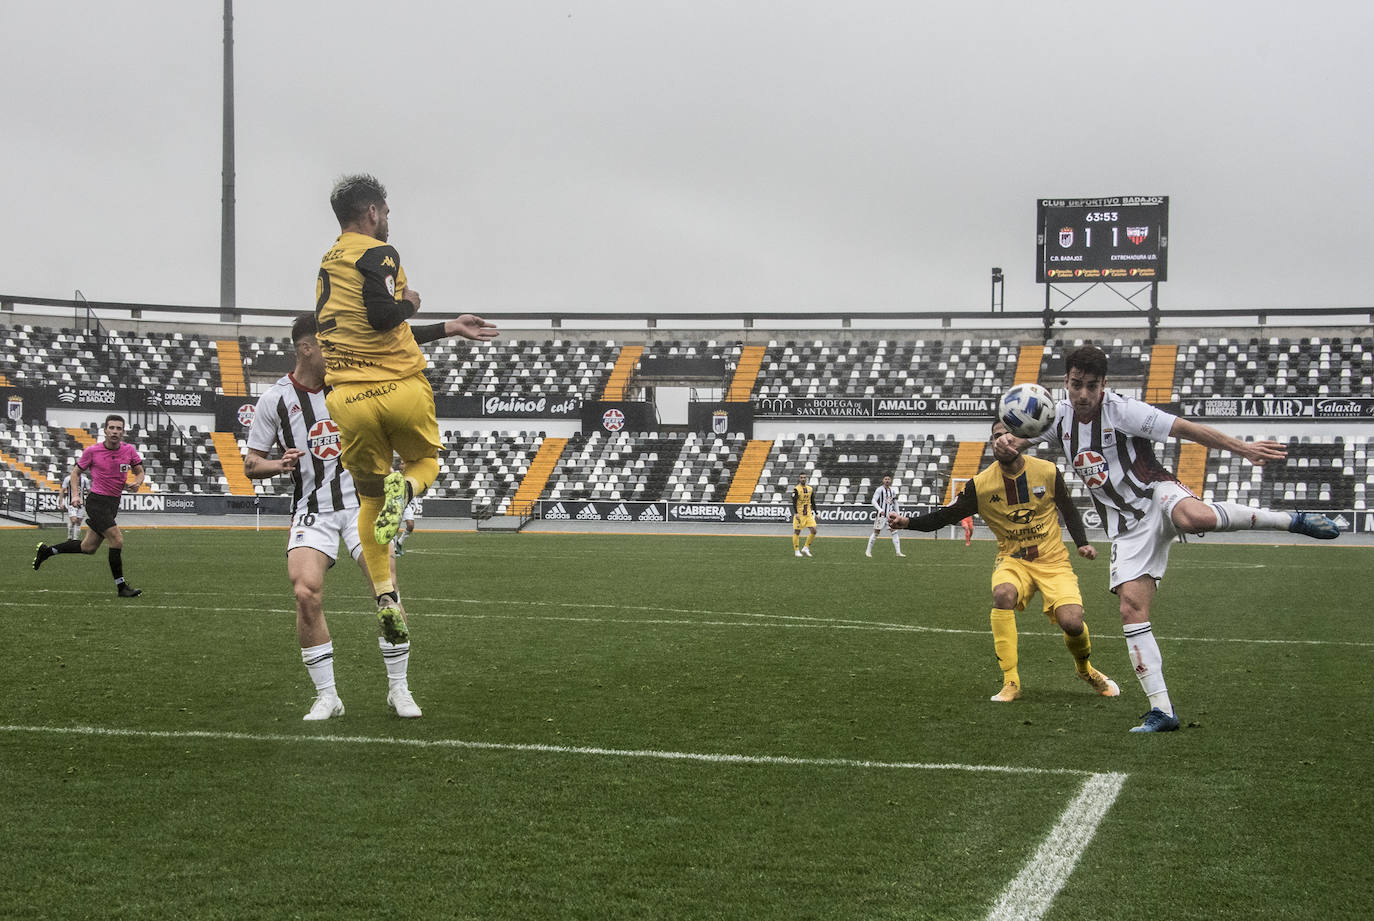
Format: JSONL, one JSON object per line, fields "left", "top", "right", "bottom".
{"left": 791, "top": 471, "right": 818, "bottom": 557}
{"left": 866, "top": 475, "right": 905, "bottom": 558}
{"left": 998, "top": 344, "right": 1339, "bottom": 732}
{"left": 890, "top": 420, "right": 1119, "bottom": 703}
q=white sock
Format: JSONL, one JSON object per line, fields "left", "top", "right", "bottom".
{"left": 1123, "top": 622, "right": 1172, "bottom": 715}
{"left": 866, "top": 533, "right": 877, "bottom": 553}
{"left": 301, "top": 641, "right": 337, "bottom": 695}
{"left": 397, "top": 529, "right": 408, "bottom": 547}
{"left": 379, "top": 637, "right": 410, "bottom": 690}
{"left": 1208, "top": 501, "right": 1292, "bottom": 532}
{"left": 891, "top": 533, "right": 902, "bottom": 553}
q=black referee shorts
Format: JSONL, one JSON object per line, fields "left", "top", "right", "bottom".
{"left": 84, "top": 492, "right": 121, "bottom": 535}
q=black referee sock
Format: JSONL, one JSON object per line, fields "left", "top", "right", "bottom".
{"left": 108, "top": 547, "right": 124, "bottom": 581}
{"left": 50, "top": 539, "right": 83, "bottom": 555}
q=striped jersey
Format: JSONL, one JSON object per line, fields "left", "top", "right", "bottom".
{"left": 1033, "top": 390, "right": 1179, "bottom": 539}
{"left": 871, "top": 484, "right": 900, "bottom": 515}
{"left": 791, "top": 483, "right": 815, "bottom": 517}
{"left": 246, "top": 374, "right": 357, "bottom": 517}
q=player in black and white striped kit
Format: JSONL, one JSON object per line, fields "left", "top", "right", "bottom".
{"left": 244, "top": 313, "right": 419, "bottom": 721}
{"left": 866, "top": 475, "right": 905, "bottom": 558}
{"left": 1002, "top": 344, "right": 1339, "bottom": 733}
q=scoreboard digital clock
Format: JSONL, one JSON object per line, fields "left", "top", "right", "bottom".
{"left": 1036, "top": 196, "right": 1168, "bottom": 283}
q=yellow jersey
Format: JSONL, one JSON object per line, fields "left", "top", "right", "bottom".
{"left": 316, "top": 231, "right": 425, "bottom": 384}
{"left": 791, "top": 483, "right": 815, "bottom": 517}
{"left": 903, "top": 455, "right": 1086, "bottom": 565}
{"left": 968, "top": 456, "right": 1071, "bottom": 565}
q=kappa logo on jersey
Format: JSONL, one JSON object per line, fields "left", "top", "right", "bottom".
{"left": 308, "top": 419, "right": 342, "bottom": 460}
{"left": 237, "top": 404, "right": 256, "bottom": 427}
{"left": 1073, "top": 450, "right": 1110, "bottom": 489}
{"left": 602, "top": 409, "right": 625, "bottom": 432}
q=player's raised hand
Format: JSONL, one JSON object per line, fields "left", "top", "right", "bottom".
{"left": 1239, "top": 439, "right": 1287, "bottom": 466}
{"left": 447, "top": 314, "right": 499, "bottom": 343}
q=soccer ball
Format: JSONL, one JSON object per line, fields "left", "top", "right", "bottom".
{"left": 999, "top": 383, "right": 1056, "bottom": 438}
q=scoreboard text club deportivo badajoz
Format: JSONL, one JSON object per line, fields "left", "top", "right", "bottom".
{"left": 1035, "top": 196, "right": 1168, "bottom": 283}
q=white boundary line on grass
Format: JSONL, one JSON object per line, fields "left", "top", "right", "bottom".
{"left": 984, "top": 771, "right": 1127, "bottom": 921}
{"left": 0, "top": 723, "right": 1095, "bottom": 776}
{"left": 2, "top": 723, "right": 1125, "bottom": 921}
{"left": 10, "top": 591, "right": 1374, "bottom": 647}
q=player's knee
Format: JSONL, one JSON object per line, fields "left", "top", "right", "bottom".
{"left": 292, "top": 579, "right": 324, "bottom": 611}
{"left": 992, "top": 584, "right": 1018, "bottom": 609}
{"left": 1055, "top": 604, "right": 1085, "bottom": 634}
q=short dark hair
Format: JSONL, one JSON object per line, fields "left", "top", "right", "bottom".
{"left": 291, "top": 313, "right": 319, "bottom": 346}
{"left": 1064, "top": 344, "right": 1109, "bottom": 378}
{"left": 103, "top": 414, "right": 125, "bottom": 427}
{"left": 330, "top": 173, "right": 387, "bottom": 226}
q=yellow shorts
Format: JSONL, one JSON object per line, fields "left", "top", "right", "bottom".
{"left": 324, "top": 373, "right": 441, "bottom": 482}
{"left": 793, "top": 514, "right": 817, "bottom": 531}
{"left": 991, "top": 554, "right": 1083, "bottom": 617}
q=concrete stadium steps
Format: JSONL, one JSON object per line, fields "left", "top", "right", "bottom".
{"left": 509, "top": 436, "right": 568, "bottom": 514}
{"left": 1145, "top": 344, "right": 1178, "bottom": 403}
{"left": 216, "top": 339, "right": 248, "bottom": 397}
{"left": 601, "top": 346, "right": 643, "bottom": 400}
{"left": 726, "top": 346, "right": 767, "bottom": 401}
{"left": 725, "top": 439, "right": 773, "bottom": 503}
{"left": 210, "top": 432, "right": 255, "bottom": 496}
{"left": 945, "top": 440, "right": 988, "bottom": 504}
{"left": 1175, "top": 442, "right": 1208, "bottom": 495}
{"left": 1013, "top": 344, "right": 1045, "bottom": 385}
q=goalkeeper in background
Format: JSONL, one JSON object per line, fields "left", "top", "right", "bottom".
{"left": 316, "top": 173, "right": 497, "bottom": 643}
{"left": 889, "top": 420, "right": 1119, "bottom": 704}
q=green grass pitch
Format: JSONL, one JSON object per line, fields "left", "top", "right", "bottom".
{"left": 1, "top": 527, "right": 1369, "bottom": 920}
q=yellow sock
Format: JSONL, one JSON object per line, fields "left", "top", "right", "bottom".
{"left": 804, "top": 533, "right": 814, "bottom": 548}
{"left": 792, "top": 533, "right": 800, "bottom": 551}
{"left": 403, "top": 456, "right": 439, "bottom": 496}
{"left": 1064, "top": 624, "right": 1092, "bottom": 675}
{"left": 357, "top": 496, "right": 394, "bottom": 597}
{"left": 990, "top": 608, "right": 1019, "bottom": 686}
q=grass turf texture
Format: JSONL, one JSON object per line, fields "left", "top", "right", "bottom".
{"left": 1, "top": 528, "right": 1368, "bottom": 920}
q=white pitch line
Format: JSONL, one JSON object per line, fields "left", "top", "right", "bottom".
{"left": 0, "top": 723, "right": 1097, "bottom": 777}
{"left": 984, "top": 771, "right": 1128, "bottom": 921}
{"left": 7, "top": 592, "right": 1372, "bottom": 647}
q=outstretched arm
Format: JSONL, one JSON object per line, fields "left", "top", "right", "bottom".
{"left": 1170, "top": 417, "right": 1287, "bottom": 466}
{"left": 890, "top": 481, "right": 979, "bottom": 532}
{"left": 412, "top": 314, "right": 500, "bottom": 345}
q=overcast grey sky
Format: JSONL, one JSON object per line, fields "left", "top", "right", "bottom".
{"left": 3, "top": 1, "right": 1371, "bottom": 317}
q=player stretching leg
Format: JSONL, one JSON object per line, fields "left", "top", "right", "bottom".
{"left": 1001, "top": 345, "right": 1339, "bottom": 732}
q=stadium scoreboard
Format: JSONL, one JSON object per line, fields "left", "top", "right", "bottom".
{"left": 1036, "top": 196, "right": 1168, "bottom": 283}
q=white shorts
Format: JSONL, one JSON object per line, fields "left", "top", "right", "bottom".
{"left": 1107, "top": 481, "right": 1193, "bottom": 591}
{"left": 286, "top": 508, "right": 362, "bottom": 565}
{"left": 65, "top": 501, "right": 82, "bottom": 519}
{"left": 404, "top": 498, "right": 423, "bottom": 521}
{"left": 871, "top": 513, "right": 894, "bottom": 532}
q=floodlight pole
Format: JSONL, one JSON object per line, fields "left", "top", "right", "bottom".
{"left": 220, "top": 0, "right": 238, "bottom": 321}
